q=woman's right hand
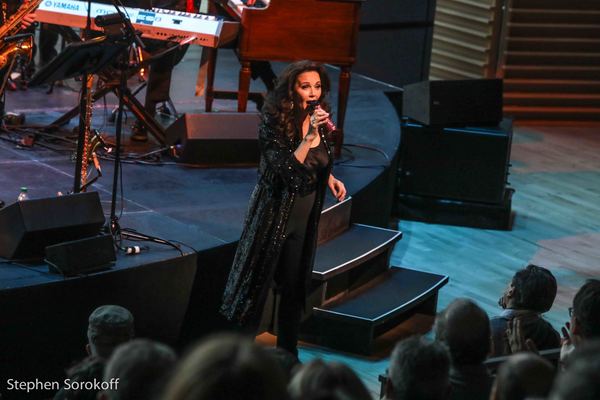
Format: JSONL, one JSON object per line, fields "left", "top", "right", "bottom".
{"left": 306, "top": 108, "right": 330, "bottom": 143}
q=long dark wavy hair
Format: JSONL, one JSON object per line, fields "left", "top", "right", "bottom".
{"left": 261, "top": 60, "right": 332, "bottom": 141}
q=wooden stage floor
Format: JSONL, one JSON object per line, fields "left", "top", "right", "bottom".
{"left": 2, "top": 46, "right": 600, "bottom": 397}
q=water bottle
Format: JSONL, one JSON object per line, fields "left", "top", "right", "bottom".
{"left": 17, "top": 187, "right": 29, "bottom": 202}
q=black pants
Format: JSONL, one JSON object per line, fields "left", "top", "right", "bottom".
{"left": 143, "top": 42, "right": 189, "bottom": 116}
{"left": 274, "top": 190, "right": 316, "bottom": 356}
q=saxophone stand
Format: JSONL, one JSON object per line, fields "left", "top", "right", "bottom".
{"left": 29, "top": 35, "right": 130, "bottom": 193}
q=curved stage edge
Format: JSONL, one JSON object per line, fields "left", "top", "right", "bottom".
{"left": 0, "top": 77, "right": 401, "bottom": 399}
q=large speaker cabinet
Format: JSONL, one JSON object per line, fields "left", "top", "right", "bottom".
{"left": 403, "top": 79, "right": 503, "bottom": 127}
{"left": 398, "top": 120, "right": 513, "bottom": 204}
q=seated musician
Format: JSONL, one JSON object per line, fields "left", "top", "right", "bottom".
{"left": 0, "top": 0, "right": 36, "bottom": 124}
{"left": 128, "top": 0, "right": 189, "bottom": 142}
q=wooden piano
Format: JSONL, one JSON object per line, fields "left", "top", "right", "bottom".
{"left": 205, "top": 0, "right": 364, "bottom": 157}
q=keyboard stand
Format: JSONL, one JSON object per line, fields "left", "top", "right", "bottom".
{"left": 51, "top": 74, "right": 167, "bottom": 145}
{"left": 49, "top": 45, "right": 187, "bottom": 146}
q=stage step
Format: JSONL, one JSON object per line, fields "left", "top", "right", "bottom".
{"left": 313, "top": 224, "right": 402, "bottom": 281}
{"left": 301, "top": 266, "right": 449, "bottom": 354}
{"left": 317, "top": 197, "right": 352, "bottom": 245}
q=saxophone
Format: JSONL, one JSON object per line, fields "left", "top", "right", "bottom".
{"left": 0, "top": 0, "right": 42, "bottom": 68}
{"left": 79, "top": 74, "right": 94, "bottom": 191}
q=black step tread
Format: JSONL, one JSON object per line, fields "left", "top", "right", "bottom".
{"left": 313, "top": 266, "right": 448, "bottom": 324}
{"left": 313, "top": 224, "right": 402, "bottom": 280}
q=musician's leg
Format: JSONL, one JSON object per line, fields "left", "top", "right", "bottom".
{"left": 132, "top": 45, "right": 187, "bottom": 141}
{"left": 39, "top": 24, "right": 59, "bottom": 66}
{"left": 250, "top": 61, "right": 276, "bottom": 91}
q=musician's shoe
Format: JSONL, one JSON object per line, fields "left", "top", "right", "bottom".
{"left": 130, "top": 121, "right": 148, "bottom": 142}
{"left": 3, "top": 112, "right": 26, "bottom": 126}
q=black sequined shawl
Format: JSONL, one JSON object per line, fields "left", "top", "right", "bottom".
{"left": 220, "top": 121, "right": 332, "bottom": 326}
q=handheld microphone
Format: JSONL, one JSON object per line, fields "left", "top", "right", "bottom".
{"left": 307, "top": 100, "right": 337, "bottom": 133}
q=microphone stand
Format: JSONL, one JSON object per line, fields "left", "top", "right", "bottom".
{"left": 103, "top": 4, "right": 155, "bottom": 247}
{"left": 106, "top": 8, "right": 141, "bottom": 239}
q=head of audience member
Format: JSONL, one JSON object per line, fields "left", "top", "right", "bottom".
{"left": 99, "top": 339, "right": 176, "bottom": 400}
{"left": 498, "top": 264, "right": 557, "bottom": 313}
{"left": 288, "top": 359, "right": 371, "bottom": 400}
{"left": 434, "top": 298, "right": 490, "bottom": 367}
{"left": 160, "top": 333, "right": 287, "bottom": 400}
{"left": 570, "top": 279, "right": 600, "bottom": 340}
{"left": 263, "top": 347, "right": 301, "bottom": 383}
{"left": 550, "top": 340, "right": 600, "bottom": 400}
{"left": 385, "top": 335, "right": 450, "bottom": 400}
{"left": 87, "top": 305, "right": 135, "bottom": 360}
{"left": 490, "top": 352, "right": 555, "bottom": 400}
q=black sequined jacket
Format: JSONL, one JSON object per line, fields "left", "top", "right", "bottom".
{"left": 220, "top": 120, "right": 332, "bottom": 326}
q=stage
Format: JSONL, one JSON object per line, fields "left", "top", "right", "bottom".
{"left": 0, "top": 47, "right": 401, "bottom": 398}
{"left": 1, "top": 45, "right": 600, "bottom": 399}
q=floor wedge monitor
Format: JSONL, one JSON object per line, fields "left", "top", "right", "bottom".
{"left": 0, "top": 192, "right": 105, "bottom": 260}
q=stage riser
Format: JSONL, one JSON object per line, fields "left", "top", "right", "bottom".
{"left": 0, "top": 255, "right": 196, "bottom": 400}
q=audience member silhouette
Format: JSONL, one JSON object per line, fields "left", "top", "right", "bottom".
{"left": 490, "top": 352, "right": 555, "bottom": 400}
{"left": 434, "top": 298, "right": 493, "bottom": 400}
{"left": 385, "top": 335, "right": 450, "bottom": 400}
{"left": 288, "top": 359, "right": 372, "bottom": 400}
{"left": 560, "top": 279, "right": 600, "bottom": 363}
{"left": 54, "top": 305, "right": 135, "bottom": 400}
{"left": 550, "top": 340, "right": 600, "bottom": 400}
{"left": 160, "top": 333, "right": 287, "bottom": 400}
{"left": 491, "top": 264, "right": 560, "bottom": 356}
{"left": 263, "top": 347, "right": 301, "bottom": 383}
{"left": 100, "top": 339, "right": 177, "bottom": 400}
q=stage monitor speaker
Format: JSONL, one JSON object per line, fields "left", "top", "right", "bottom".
{"left": 398, "top": 120, "right": 512, "bottom": 204}
{"left": 0, "top": 192, "right": 105, "bottom": 260}
{"left": 403, "top": 79, "right": 503, "bottom": 126}
{"left": 45, "top": 234, "right": 116, "bottom": 276}
{"left": 166, "top": 112, "right": 260, "bottom": 167}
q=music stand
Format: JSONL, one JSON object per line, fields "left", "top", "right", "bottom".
{"left": 29, "top": 37, "right": 128, "bottom": 86}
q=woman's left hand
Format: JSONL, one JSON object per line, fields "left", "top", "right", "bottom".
{"left": 328, "top": 175, "right": 346, "bottom": 202}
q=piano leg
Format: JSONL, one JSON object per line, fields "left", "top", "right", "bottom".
{"left": 238, "top": 61, "right": 252, "bottom": 112}
{"left": 336, "top": 66, "right": 352, "bottom": 159}
{"left": 204, "top": 48, "right": 218, "bottom": 112}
